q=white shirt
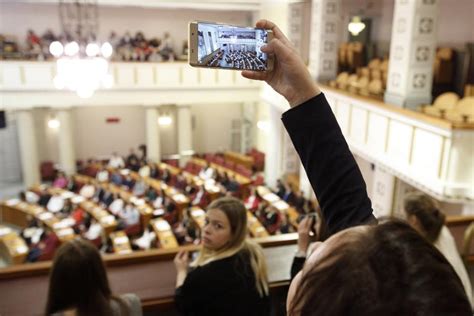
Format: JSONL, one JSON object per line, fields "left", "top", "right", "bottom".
{"left": 199, "top": 167, "right": 215, "bottom": 180}
{"left": 47, "top": 195, "right": 64, "bottom": 213}
{"left": 139, "top": 165, "right": 151, "bottom": 178}
{"left": 192, "top": 189, "right": 204, "bottom": 205}
{"left": 120, "top": 206, "right": 140, "bottom": 226}
{"left": 25, "top": 191, "right": 40, "bottom": 204}
{"left": 80, "top": 184, "right": 95, "bottom": 199}
{"left": 134, "top": 228, "right": 156, "bottom": 250}
{"left": 109, "top": 198, "right": 124, "bottom": 215}
{"left": 96, "top": 170, "right": 109, "bottom": 182}
{"left": 153, "top": 196, "right": 163, "bottom": 208}
{"left": 84, "top": 222, "right": 102, "bottom": 240}
{"left": 434, "top": 226, "right": 473, "bottom": 307}
{"left": 108, "top": 156, "right": 125, "bottom": 169}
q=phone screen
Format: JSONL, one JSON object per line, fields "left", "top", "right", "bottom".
{"left": 197, "top": 22, "right": 269, "bottom": 71}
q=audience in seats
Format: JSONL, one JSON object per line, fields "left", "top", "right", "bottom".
{"left": 404, "top": 193, "right": 473, "bottom": 307}
{"left": 163, "top": 196, "right": 178, "bottom": 225}
{"left": 111, "top": 170, "right": 123, "bottom": 186}
{"left": 27, "top": 231, "right": 60, "bottom": 262}
{"left": 133, "top": 224, "right": 156, "bottom": 250}
{"left": 138, "top": 161, "right": 151, "bottom": 178}
{"left": 191, "top": 185, "right": 210, "bottom": 208}
{"left": 122, "top": 175, "right": 135, "bottom": 191}
{"left": 84, "top": 217, "right": 103, "bottom": 241}
{"left": 21, "top": 216, "right": 44, "bottom": 246}
{"left": 245, "top": 187, "right": 262, "bottom": 211}
{"left": 53, "top": 171, "right": 68, "bottom": 189}
{"left": 79, "top": 183, "right": 95, "bottom": 199}
{"left": 71, "top": 203, "right": 86, "bottom": 227}
{"left": 132, "top": 179, "right": 146, "bottom": 196}
{"left": 47, "top": 194, "right": 65, "bottom": 213}
{"left": 126, "top": 148, "right": 141, "bottom": 171}
{"left": 118, "top": 203, "right": 140, "bottom": 228}
{"left": 45, "top": 239, "right": 142, "bottom": 316}
{"left": 199, "top": 163, "right": 215, "bottom": 180}
{"left": 109, "top": 194, "right": 125, "bottom": 216}
{"left": 96, "top": 167, "right": 110, "bottom": 182}
{"left": 242, "top": 19, "right": 472, "bottom": 315}
{"left": 174, "top": 197, "right": 270, "bottom": 315}
{"left": 108, "top": 152, "right": 125, "bottom": 169}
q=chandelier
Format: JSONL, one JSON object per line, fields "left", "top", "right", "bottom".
{"left": 49, "top": 0, "right": 113, "bottom": 98}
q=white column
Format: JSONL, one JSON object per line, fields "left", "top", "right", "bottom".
{"left": 16, "top": 110, "right": 40, "bottom": 187}
{"left": 57, "top": 109, "right": 76, "bottom": 175}
{"left": 145, "top": 107, "right": 161, "bottom": 163}
{"left": 287, "top": 1, "right": 312, "bottom": 64}
{"left": 177, "top": 106, "right": 193, "bottom": 167}
{"left": 371, "top": 165, "right": 396, "bottom": 219}
{"left": 264, "top": 103, "right": 283, "bottom": 189}
{"left": 384, "top": 0, "right": 439, "bottom": 109}
{"left": 308, "top": 0, "right": 341, "bottom": 82}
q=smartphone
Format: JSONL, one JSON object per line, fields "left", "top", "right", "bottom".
{"left": 189, "top": 21, "right": 274, "bottom": 71}
{"left": 297, "top": 212, "right": 318, "bottom": 236}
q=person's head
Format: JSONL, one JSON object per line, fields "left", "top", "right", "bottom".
{"left": 201, "top": 197, "right": 247, "bottom": 252}
{"left": 45, "top": 239, "right": 116, "bottom": 315}
{"left": 194, "top": 197, "right": 269, "bottom": 297}
{"left": 403, "top": 192, "right": 445, "bottom": 243}
{"left": 287, "top": 220, "right": 470, "bottom": 316}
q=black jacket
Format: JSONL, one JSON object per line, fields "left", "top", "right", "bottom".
{"left": 175, "top": 250, "right": 270, "bottom": 316}
{"left": 282, "top": 93, "right": 375, "bottom": 277}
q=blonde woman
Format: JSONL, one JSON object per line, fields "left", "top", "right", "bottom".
{"left": 174, "top": 197, "right": 270, "bottom": 316}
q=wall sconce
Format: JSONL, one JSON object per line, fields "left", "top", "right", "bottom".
{"left": 48, "top": 117, "right": 60, "bottom": 129}
{"left": 348, "top": 16, "right": 366, "bottom": 36}
{"left": 158, "top": 114, "right": 172, "bottom": 126}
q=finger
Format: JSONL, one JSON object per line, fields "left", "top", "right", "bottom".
{"left": 255, "top": 19, "right": 293, "bottom": 47}
{"left": 241, "top": 70, "right": 268, "bottom": 81}
{"left": 263, "top": 39, "right": 294, "bottom": 64}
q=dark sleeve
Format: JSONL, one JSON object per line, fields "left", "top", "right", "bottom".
{"left": 174, "top": 268, "right": 208, "bottom": 314}
{"left": 281, "top": 93, "right": 374, "bottom": 236}
{"left": 290, "top": 256, "right": 306, "bottom": 279}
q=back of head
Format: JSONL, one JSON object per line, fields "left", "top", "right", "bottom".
{"left": 404, "top": 192, "right": 445, "bottom": 243}
{"left": 45, "top": 239, "right": 113, "bottom": 316}
{"left": 290, "top": 220, "right": 471, "bottom": 316}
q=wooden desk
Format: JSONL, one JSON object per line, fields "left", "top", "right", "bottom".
{"left": 257, "top": 186, "right": 299, "bottom": 227}
{"left": 0, "top": 229, "right": 28, "bottom": 265}
{"left": 247, "top": 211, "right": 269, "bottom": 238}
{"left": 80, "top": 200, "right": 118, "bottom": 235}
{"left": 224, "top": 151, "right": 254, "bottom": 170}
{"left": 110, "top": 231, "right": 133, "bottom": 254}
{"left": 150, "top": 218, "right": 179, "bottom": 249}
{"left": 182, "top": 172, "right": 222, "bottom": 201}
{"left": 158, "top": 163, "right": 181, "bottom": 176}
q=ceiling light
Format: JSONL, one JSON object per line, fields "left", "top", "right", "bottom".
{"left": 348, "top": 16, "right": 366, "bottom": 36}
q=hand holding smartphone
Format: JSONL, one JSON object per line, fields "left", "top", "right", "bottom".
{"left": 188, "top": 21, "right": 274, "bottom": 71}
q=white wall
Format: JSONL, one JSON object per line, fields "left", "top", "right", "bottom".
{"left": 72, "top": 106, "right": 146, "bottom": 160}
{"left": 190, "top": 102, "right": 243, "bottom": 154}
{"left": 0, "top": 2, "right": 251, "bottom": 51}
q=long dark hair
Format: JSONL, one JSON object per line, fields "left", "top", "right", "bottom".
{"left": 45, "top": 239, "right": 128, "bottom": 316}
{"left": 403, "top": 192, "right": 445, "bottom": 243}
{"left": 289, "top": 220, "right": 471, "bottom": 315}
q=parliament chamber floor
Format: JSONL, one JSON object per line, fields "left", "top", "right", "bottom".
{"left": 0, "top": 0, "right": 473, "bottom": 315}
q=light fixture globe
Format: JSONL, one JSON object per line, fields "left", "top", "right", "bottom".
{"left": 49, "top": 41, "right": 64, "bottom": 57}
{"left": 348, "top": 16, "right": 366, "bottom": 36}
{"left": 48, "top": 118, "right": 61, "bottom": 129}
{"left": 64, "top": 41, "right": 79, "bottom": 56}
{"left": 101, "top": 42, "right": 113, "bottom": 58}
{"left": 86, "top": 43, "right": 100, "bottom": 57}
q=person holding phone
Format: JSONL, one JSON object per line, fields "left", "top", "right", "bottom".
{"left": 242, "top": 19, "right": 471, "bottom": 315}
{"left": 174, "top": 197, "right": 270, "bottom": 316}
{"left": 291, "top": 213, "right": 321, "bottom": 279}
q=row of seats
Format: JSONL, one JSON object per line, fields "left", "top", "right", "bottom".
{"left": 422, "top": 92, "right": 474, "bottom": 123}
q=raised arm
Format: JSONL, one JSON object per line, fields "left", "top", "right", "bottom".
{"left": 243, "top": 20, "right": 374, "bottom": 236}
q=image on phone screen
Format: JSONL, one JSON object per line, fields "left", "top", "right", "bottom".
{"left": 197, "top": 22, "right": 269, "bottom": 71}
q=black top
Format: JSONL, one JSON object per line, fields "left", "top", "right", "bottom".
{"left": 282, "top": 93, "right": 375, "bottom": 276}
{"left": 175, "top": 249, "right": 270, "bottom": 316}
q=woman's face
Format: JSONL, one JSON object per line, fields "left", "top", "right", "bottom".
{"left": 202, "top": 208, "right": 232, "bottom": 250}
{"left": 286, "top": 226, "right": 368, "bottom": 314}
